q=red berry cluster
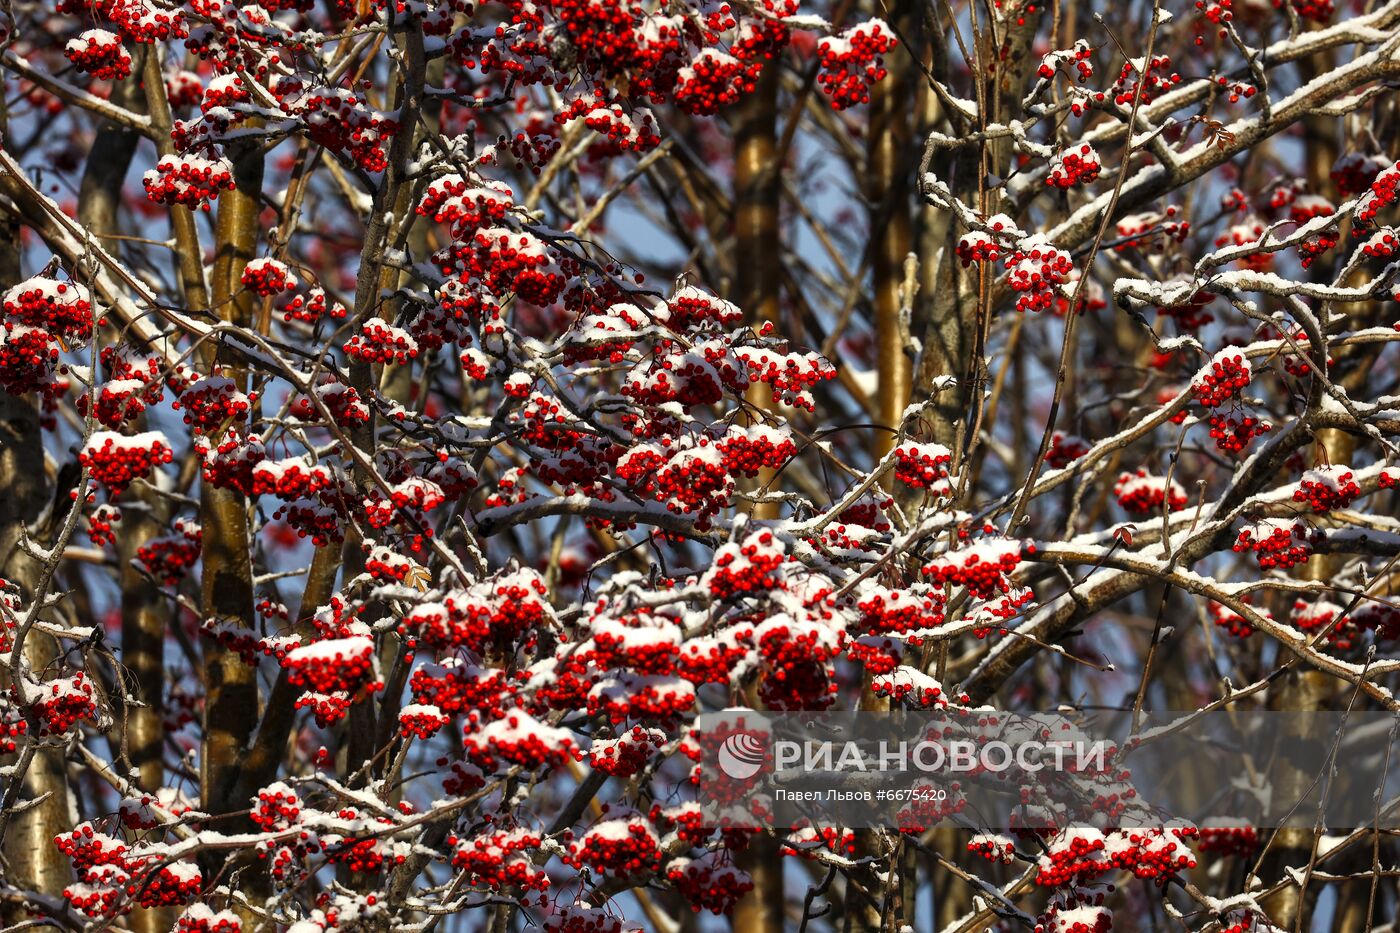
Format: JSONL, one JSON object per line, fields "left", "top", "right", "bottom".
{"left": 672, "top": 49, "right": 751, "bottom": 117}
{"left": 4, "top": 276, "right": 93, "bottom": 344}
{"left": 1046, "top": 144, "right": 1101, "bottom": 188}
{"left": 449, "top": 828, "right": 548, "bottom": 891}
{"left": 1293, "top": 466, "right": 1360, "bottom": 513}
{"left": 1006, "top": 236, "right": 1074, "bottom": 313}
{"left": 175, "top": 905, "right": 242, "bottom": 933}
{"left": 1114, "top": 468, "right": 1187, "bottom": 516}
{"left": 703, "top": 530, "right": 787, "bottom": 598}
{"left": 250, "top": 781, "right": 301, "bottom": 830}
{"left": 921, "top": 540, "right": 1032, "bottom": 600}
{"left": 176, "top": 375, "right": 254, "bottom": 432}
{"left": 142, "top": 154, "right": 235, "bottom": 211}
{"left": 240, "top": 257, "right": 296, "bottom": 296}
{"left": 893, "top": 441, "right": 953, "bottom": 490}
{"left": 135, "top": 518, "right": 202, "bottom": 585}
{"left": 667, "top": 855, "right": 754, "bottom": 915}
{"left": 566, "top": 818, "right": 663, "bottom": 879}
{"left": 1332, "top": 152, "right": 1391, "bottom": 196}
{"left": 815, "top": 22, "right": 896, "bottom": 109}
{"left": 1298, "top": 230, "right": 1338, "bottom": 269}
{"left": 346, "top": 321, "right": 421, "bottom": 365}
{"left": 1038, "top": 40, "right": 1094, "bottom": 82}
{"left": 587, "top": 726, "right": 666, "bottom": 777}
{"left": 857, "top": 584, "right": 946, "bottom": 636}
{"left": 282, "top": 633, "right": 382, "bottom": 698}
{"left": 32, "top": 673, "right": 96, "bottom": 734}
{"left": 1035, "top": 827, "right": 1196, "bottom": 887}
{"left": 77, "top": 378, "right": 155, "bottom": 428}
{"left": 618, "top": 443, "right": 734, "bottom": 529}
{"left": 65, "top": 29, "right": 132, "bottom": 80}
{"left": 1193, "top": 348, "right": 1251, "bottom": 407}
{"left": 716, "top": 424, "right": 797, "bottom": 477}
{"left": 556, "top": 91, "right": 661, "bottom": 153}
{"left": 87, "top": 504, "right": 121, "bottom": 548}
{"left": 1208, "top": 413, "right": 1271, "bottom": 454}
{"left": 1210, "top": 597, "right": 1266, "bottom": 637}
{"left": 1197, "top": 824, "right": 1258, "bottom": 856}
{"left": 870, "top": 666, "right": 946, "bottom": 707}
{"left": 79, "top": 430, "right": 173, "bottom": 494}
{"left": 280, "top": 288, "right": 347, "bottom": 324}
{"left": 463, "top": 710, "right": 575, "bottom": 772}
{"left": 1233, "top": 517, "right": 1315, "bottom": 570}
{"left": 734, "top": 345, "right": 835, "bottom": 411}
{"left": 397, "top": 703, "right": 450, "bottom": 739}
{"left": 1111, "top": 55, "right": 1181, "bottom": 106}
{"left": 1360, "top": 227, "right": 1398, "bottom": 260}
{"left": 1353, "top": 162, "right": 1400, "bottom": 228}
{"left": 1292, "top": 598, "right": 1361, "bottom": 650}
{"left": 1045, "top": 431, "right": 1090, "bottom": 468}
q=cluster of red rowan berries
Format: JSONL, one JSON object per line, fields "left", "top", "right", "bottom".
{"left": 1234, "top": 517, "right": 1315, "bottom": 570}
{"left": 1006, "top": 237, "right": 1074, "bottom": 313}
{"left": 894, "top": 441, "right": 953, "bottom": 490}
{"left": 1114, "top": 468, "right": 1188, "bottom": 516}
{"left": 142, "top": 154, "right": 235, "bottom": 211}
{"left": 1293, "top": 466, "right": 1360, "bottom": 513}
{"left": 922, "top": 540, "right": 1032, "bottom": 600}
{"left": 667, "top": 855, "right": 754, "bottom": 915}
{"left": 1193, "top": 349, "right": 1252, "bottom": 407}
{"left": 1038, "top": 40, "right": 1094, "bottom": 82}
{"left": 64, "top": 29, "right": 132, "bottom": 80}
{"left": 1047, "top": 144, "right": 1101, "bottom": 188}
{"left": 135, "top": 518, "right": 203, "bottom": 586}
{"left": 815, "top": 22, "right": 896, "bottom": 109}
{"left": 79, "top": 430, "right": 173, "bottom": 493}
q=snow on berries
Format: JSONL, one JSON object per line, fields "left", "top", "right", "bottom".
{"left": 1293, "top": 465, "right": 1360, "bottom": 513}
{"left": 1192, "top": 347, "right": 1251, "bottom": 407}
{"left": 64, "top": 29, "right": 132, "bottom": 80}
{"left": 667, "top": 853, "right": 753, "bottom": 915}
{"left": 3, "top": 275, "right": 94, "bottom": 344}
{"left": 1114, "top": 468, "right": 1187, "bottom": 516}
{"left": 176, "top": 375, "right": 254, "bottom": 431}
{"left": 587, "top": 727, "right": 667, "bottom": 777}
{"left": 703, "top": 529, "right": 787, "bottom": 598}
{"left": 240, "top": 257, "right": 297, "bottom": 297}
{"left": 32, "top": 672, "right": 96, "bottom": 734}
{"left": 79, "top": 430, "right": 173, "bottom": 493}
{"left": 1038, "top": 40, "right": 1094, "bottom": 82}
{"left": 1045, "top": 432, "right": 1090, "bottom": 468}
{"left": 1353, "top": 161, "right": 1400, "bottom": 228}
{"left": 142, "top": 154, "right": 235, "bottom": 211}
{"left": 566, "top": 816, "right": 663, "bottom": 879}
{"left": 450, "top": 828, "right": 548, "bottom": 891}
{"left": 1047, "top": 144, "right": 1101, "bottom": 188}
{"left": 463, "top": 709, "right": 575, "bottom": 772}
{"left": 175, "top": 904, "right": 241, "bottom": 933}
{"left": 893, "top": 441, "right": 953, "bottom": 492}
{"left": 922, "top": 539, "right": 1033, "bottom": 600}
{"left": 957, "top": 215, "right": 1020, "bottom": 266}
{"left": 136, "top": 518, "right": 202, "bottom": 585}
{"left": 282, "top": 633, "right": 382, "bottom": 699}
{"left": 397, "top": 703, "right": 450, "bottom": 739}
{"left": 346, "top": 321, "right": 420, "bottom": 365}
{"left": 815, "top": 22, "right": 897, "bottom": 110}
{"left": 1006, "top": 235, "right": 1074, "bottom": 313}
{"left": 1234, "top": 517, "right": 1315, "bottom": 570}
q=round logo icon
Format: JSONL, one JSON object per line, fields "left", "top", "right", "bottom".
{"left": 717, "top": 732, "right": 767, "bottom": 780}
